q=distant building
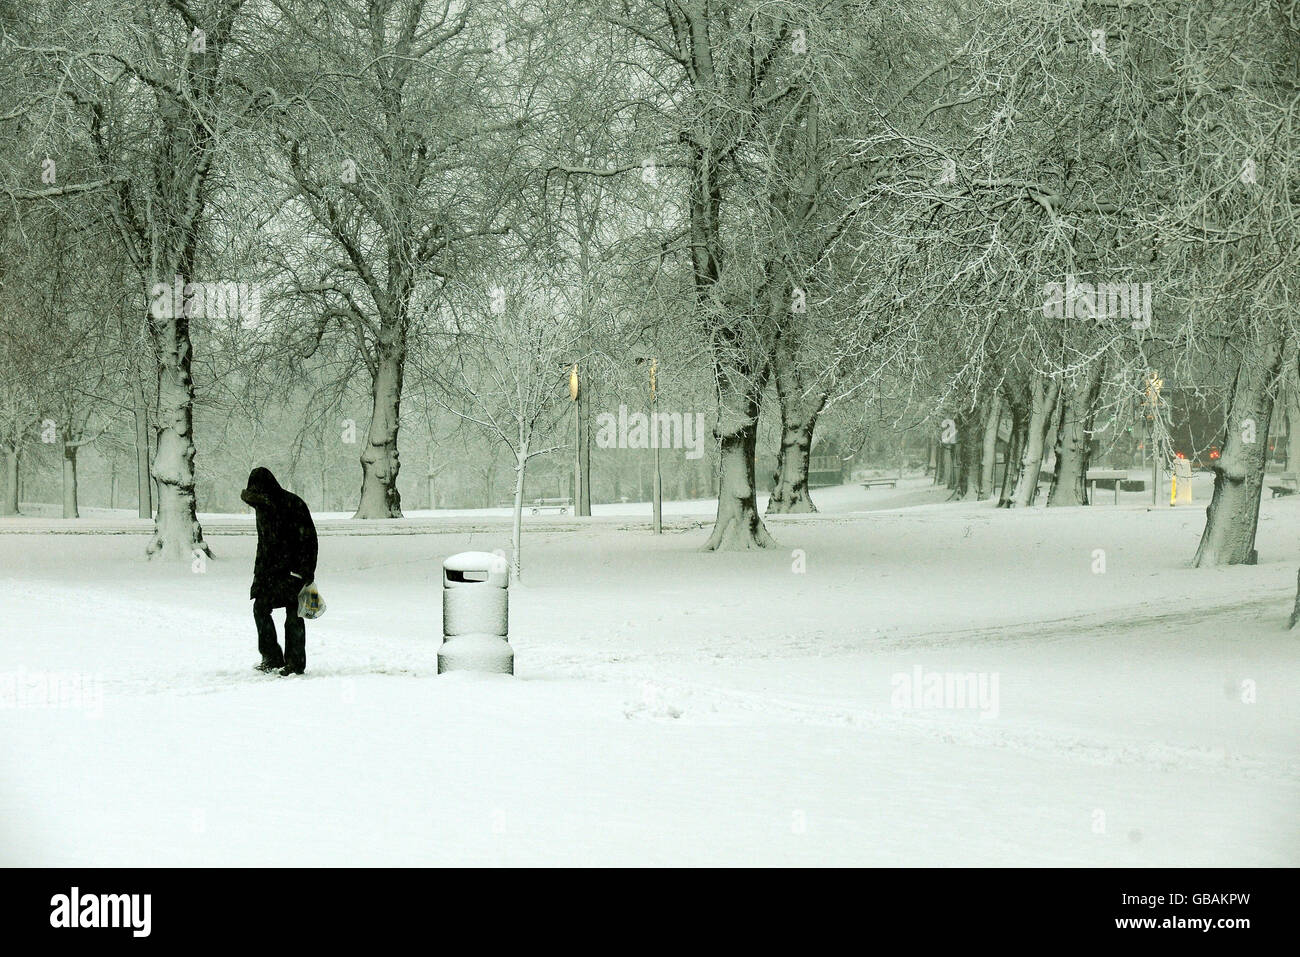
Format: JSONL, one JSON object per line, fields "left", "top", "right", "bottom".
{"left": 808, "top": 438, "right": 848, "bottom": 488}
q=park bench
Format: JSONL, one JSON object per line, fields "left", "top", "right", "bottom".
{"left": 1086, "top": 468, "right": 1129, "bottom": 505}
{"left": 529, "top": 497, "right": 573, "bottom": 515}
{"left": 1269, "top": 473, "right": 1298, "bottom": 497}
{"left": 861, "top": 477, "right": 898, "bottom": 489}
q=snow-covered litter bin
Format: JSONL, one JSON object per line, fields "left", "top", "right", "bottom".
{"left": 439, "top": 551, "right": 512, "bottom": 675}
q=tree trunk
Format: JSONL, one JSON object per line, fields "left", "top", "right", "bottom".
{"left": 1048, "top": 361, "right": 1105, "bottom": 506}
{"left": 1284, "top": 372, "right": 1300, "bottom": 470}
{"left": 980, "top": 393, "right": 1002, "bottom": 500}
{"left": 1194, "top": 327, "right": 1287, "bottom": 566}
{"left": 510, "top": 444, "right": 527, "bottom": 581}
{"left": 354, "top": 344, "right": 404, "bottom": 518}
{"left": 936, "top": 429, "right": 953, "bottom": 486}
{"left": 1009, "top": 375, "right": 1060, "bottom": 508}
{"left": 62, "top": 438, "right": 79, "bottom": 519}
{"left": 115, "top": 5, "right": 247, "bottom": 558}
{"left": 959, "top": 406, "right": 983, "bottom": 499}
{"left": 133, "top": 372, "right": 153, "bottom": 519}
{"left": 1, "top": 446, "right": 17, "bottom": 515}
{"left": 705, "top": 368, "right": 773, "bottom": 550}
{"left": 767, "top": 332, "right": 826, "bottom": 514}
{"left": 768, "top": 415, "right": 817, "bottom": 513}
{"left": 577, "top": 372, "right": 591, "bottom": 515}
{"left": 997, "top": 395, "right": 1027, "bottom": 508}
{"left": 146, "top": 307, "right": 210, "bottom": 561}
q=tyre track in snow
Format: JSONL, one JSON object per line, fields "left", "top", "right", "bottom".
{"left": 527, "top": 586, "right": 1297, "bottom": 668}
{"left": 605, "top": 671, "right": 1300, "bottom": 785}
{"left": 629, "top": 680, "right": 1300, "bottom": 784}
{"left": 524, "top": 592, "right": 1300, "bottom": 784}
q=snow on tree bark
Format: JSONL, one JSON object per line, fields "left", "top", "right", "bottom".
{"left": 956, "top": 405, "right": 985, "bottom": 500}
{"left": 997, "top": 383, "right": 1027, "bottom": 508}
{"left": 706, "top": 363, "right": 774, "bottom": 551}
{"left": 979, "top": 393, "right": 1002, "bottom": 500}
{"left": 1194, "top": 328, "right": 1288, "bottom": 567}
{"left": 146, "top": 306, "right": 210, "bottom": 561}
{"left": 1009, "top": 375, "right": 1060, "bottom": 508}
{"left": 354, "top": 345, "right": 405, "bottom": 519}
{"left": 510, "top": 443, "right": 527, "bottom": 582}
{"left": 767, "top": 335, "right": 826, "bottom": 515}
{"left": 768, "top": 415, "right": 817, "bottom": 514}
{"left": 1048, "top": 361, "right": 1105, "bottom": 507}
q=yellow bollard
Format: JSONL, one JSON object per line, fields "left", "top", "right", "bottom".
{"left": 1171, "top": 458, "right": 1193, "bottom": 505}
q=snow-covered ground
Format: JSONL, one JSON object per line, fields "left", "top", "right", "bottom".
{"left": 2, "top": 479, "right": 1297, "bottom": 865}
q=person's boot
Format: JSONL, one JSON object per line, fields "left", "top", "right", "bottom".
{"left": 283, "top": 616, "right": 306, "bottom": 677}
{"left": 255, "top": 658, "right": 284, "bottom": 673}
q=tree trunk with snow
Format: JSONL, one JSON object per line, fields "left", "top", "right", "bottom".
{"left": 1194, "top": 328, "right": 1287, "bottom": 567}
{"left": 706, "top": 363, "right": 773, "bottom": 550}
{"left": 1009, "top": 375, "right": 1060, "bottom": 508}
{"left": 1048, "top": 361, "right": 1105, "bottom": 507}
{"left": 510, "top": 439, "right": 528, "bottom": 582}
{"left": 354, "top": 342, "right": 405, "bottom": 519}
{"left": 958, "top": 406, "right": 984, "bottom": 499}
{"left": 997, "top": 427, "right": 1021, "bottom": 506}
{"left": 95, "top": 3, "right": 246, "bottom": 559}
{"left": 768, "top": 415, "right": 817, "bottom": 513}
{"left": 980, "top": 393, "right": 1002, "bottom": 500}
{"left": 998, "top": 387, "right": 1029, "bottom": 512}
{"left": 146, "top": 302, "right": 210, "bottom": 561}
{"left": 767, "top": 336, "right": 826, "bottom": 515}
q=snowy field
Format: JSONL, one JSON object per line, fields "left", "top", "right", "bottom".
{"left": 2, "top": 478, "right": 1298, "bottom": 866}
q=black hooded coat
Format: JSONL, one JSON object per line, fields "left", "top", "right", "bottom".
{"left": 240, "top": 467, "right": 318, "bottom": 602}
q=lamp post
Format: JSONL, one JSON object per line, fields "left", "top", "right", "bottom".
{"left": 1145, "top": 371, "right": 1163, "bottom": 506}
{"left": 570, "top": 364, "right": 580, "bottom": 513}
{"left": 650, "top": 357, "right": 661, "bottom": 534}
{"left": 632, "top": 355, "right": 664, "bottom": 533}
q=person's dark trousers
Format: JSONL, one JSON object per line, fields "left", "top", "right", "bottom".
{"left": 253, "top": 598, "right": 287, "bottom": 669}
{"left": 283, "top": 608, "right": 306, "bottom": 673}
{"left": 253, "top": 595, "right": 305, "bottom": 672}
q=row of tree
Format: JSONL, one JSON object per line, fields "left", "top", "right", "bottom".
{"left": 0, "top": 0, "right": 1295, "bottom": 572}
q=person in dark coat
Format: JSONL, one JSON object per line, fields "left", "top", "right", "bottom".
{"left": 240, "top": 467, "right": 318, "bottom": 675}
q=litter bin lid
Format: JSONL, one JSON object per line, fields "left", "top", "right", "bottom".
{"left": 443, "top": 551, "right": 509, "bottom": 587}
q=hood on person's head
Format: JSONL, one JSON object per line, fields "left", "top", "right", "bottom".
{"left": 240, "top": 467, "right": 283, "bottom": 508}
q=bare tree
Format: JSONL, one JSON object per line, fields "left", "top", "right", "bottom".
{"left": 426, "top": 274, "right": 587, "bottom": 579}
{"left": 250, "top": 0, "right": 530, "bottom": 517}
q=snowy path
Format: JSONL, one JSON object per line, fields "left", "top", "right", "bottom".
{"left": 2, "top": 498, "right": 1298, "bottom": 865}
